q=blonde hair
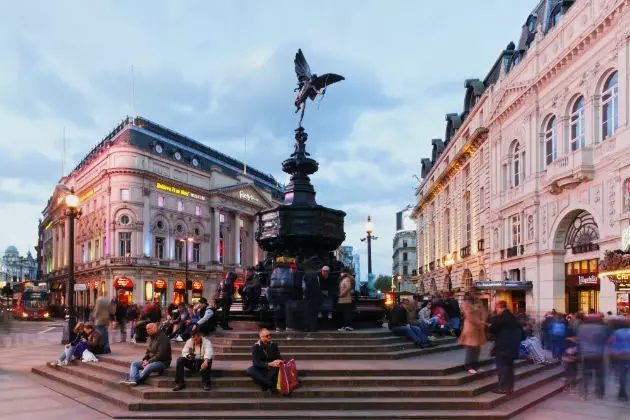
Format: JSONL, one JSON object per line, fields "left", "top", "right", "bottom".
{"left": 73, "top": 322, "right": 85, "bottom": 333}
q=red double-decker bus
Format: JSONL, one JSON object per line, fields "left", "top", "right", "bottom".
{"left": 13, "top": 281, "right": 50, "bottom": 320}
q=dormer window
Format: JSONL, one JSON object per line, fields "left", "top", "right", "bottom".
{"left": 527, "top": 16, "right": 536, "bottom": 32}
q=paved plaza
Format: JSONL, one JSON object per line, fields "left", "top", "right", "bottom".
{"left": 0, "top": 320, "right": 625, "bottom": 419}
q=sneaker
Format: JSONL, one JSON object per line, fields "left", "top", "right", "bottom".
{"left": 49, "top": 361, "right": 61, "bottom": 367}
{"left": 175, "top": 335, "right": 184, "bottom": 342}
{"left": 120, "top": 380, "right": 138, "bottom": 386}
{"left": 131, "top": 338, "right": 137, "bottom": 344}
{"left": 202, "top": 383, "right": 211, "bottom": 391}
{"left": 327, "top": 313, "right": 332, "bottom": 320}
{"left": 467, "top": 369, "right": 478, "bottom": 374}
{"left": 344, "top": 326, "right": 354, "bottom": 331}
{"left": 61, "top": 360, "right": 69, "bottom": 366}
{"left": 317, "top": 313, "right": 323, "bottom": 319}
{"left": 337, "top": 328, "right": 346, "bottom": 332}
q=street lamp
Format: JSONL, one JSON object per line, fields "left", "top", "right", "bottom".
{"left": 180, "top": 237, "right": 194, "bottom": 304}
{"left": 360, "top": 215, "right": 378, "bottom": 275}
{"left": 64, "top": 189, "right": 81, "bottom": 344}
{"left": 444, "top": 252, "right": 455, "bottom": 292}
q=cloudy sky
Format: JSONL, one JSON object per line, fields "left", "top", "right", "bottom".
{"left": 0, "top": 0, "right": 536, "bottom": 279}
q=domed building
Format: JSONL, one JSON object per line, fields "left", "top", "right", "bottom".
{"left": 1, "top": 246, "right": 37, "bottom": 285}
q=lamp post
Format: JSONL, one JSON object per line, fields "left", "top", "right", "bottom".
{"left": 63, "top": 189, "right": 81, "bottom": 344}
{"left": 181, "top": 237, "right": 194, "bottom": 304}
{"left": 360, "top": 215, "right": 378, "bottom": 294}
{"left": 444, "top": 253, "right": 455, "bottom": 292}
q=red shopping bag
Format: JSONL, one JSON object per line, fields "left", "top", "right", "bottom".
{"left": 276, "top": 359, "right": 299, "bottom": 395}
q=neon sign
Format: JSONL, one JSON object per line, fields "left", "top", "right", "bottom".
{"left": 156, "top": 183, "right": 206, "bottom": 201}
{"left": 174, "top": 280, "right": 186, "bottom": 290}
{"left": 80, "top": 189, "right": 94, "bottom": 201}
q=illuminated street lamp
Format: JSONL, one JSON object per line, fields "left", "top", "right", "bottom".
{"left": 444, "top": 252, "right": 455, "bottom": 292}
{"left": 64, "top": 188, "right": 82, "bottom": 343}
{"left": 360, "top": 215, "right": 378, "bottom": 276}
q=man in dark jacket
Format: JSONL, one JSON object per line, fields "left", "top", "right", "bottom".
{"left": 121, "top": 323, "right": 172, "bottom": 386}
{"left": 246, "top": 328, "right": 283, "bottom": 391}
{"left": 302, "top": 269, "right": 321, "bottom": 337}
{"left": 216, "top": 272, "right": 236, "bottom": 330}
{"left": 389, "top": 299, "right": 433, "bottom": 347}
{"left": 488, "top": 301, "right": 523, "bottom": 394}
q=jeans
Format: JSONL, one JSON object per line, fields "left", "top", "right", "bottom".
{"left": 129, "top": 360, "right": 165, "bottom": 384}
{"left": 464, "top": 346, "right": 481, "bottom": 370}
{"left": 449, "top": 317, "right": 461, "bottom": 331}
{"left": 272, "top": 293, "right": 290, "bottom": 330}
{"left": 338, "top": 303, "right": 353, "bottom": 328}
{"left": 246, "top": 366, "right": 279, "bottom": 390}
{"left": 551, "top": 335, "right": 565, "bottom": 360}
{"left": 390, "top": 325, "right": 428, "bottom": 345}
{"left": 582, "top": 357, "right": 605, "bottom": 397}
{"left": 618, "top": 360, "right": 630, "bottom": 398}
{"left": 303, "top": 298, "right": 320, "bottom": 332}
{"left": 59, "top": 346, "right": 75, "bottom": 362}
{"left": 174, "top": 356, "right": 211, "bottom": 385}
{"left": 218, "top": 300, "right": 232, "bottom": 328}
{"left": 95, "top": 325, "right": 111, "bottom": 353}
{"left": 495, "top": 355, "right": 515, "bottom": 392}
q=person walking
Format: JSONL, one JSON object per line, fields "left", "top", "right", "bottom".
{"left": 337, "top": 272, "right": 354, "bottom": 332}
{"left": 215, "top": 272, "right": 236, "bottom": 330}
{"left": 488, "top": 300, "right": 524, "bottom": 394}
{"left": 459, "top": 293, "right": 488, "bottom": 374}
{"left": 91, "top": 297, "right": 112, "bottom": 354}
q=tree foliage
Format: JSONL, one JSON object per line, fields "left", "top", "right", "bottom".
{"left": 374, "top": 275, "right": 392, "bottom": 292}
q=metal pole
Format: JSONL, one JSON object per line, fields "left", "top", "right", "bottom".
{"left": 65, "top": 211, "right": 77, "bottom": 343}
{"left": 367, "top": 233, "right": 372, "bottom": 275}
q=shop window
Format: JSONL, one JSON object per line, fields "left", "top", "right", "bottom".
{"left": 119, "top": 232, "right": 132, "bottom": 257}
{"left": 589, "top": 258, "right": 598, "bottom": 273}
{"left": 581, "top": 260, "right": 589, "bottom": 274}
{"left": 219, "top": 232, "right": 224, "bottom": 264}
{"left": 145, "top": 281, "right": 154, "bottom": 301}
{"left": 192, "top": 243, "right": 200, "bottom": 263}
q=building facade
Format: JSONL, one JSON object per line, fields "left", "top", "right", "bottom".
{"left": 40, "top": 117, "right": 283, "bottom": 307}
{"left": 352, "top": 253, "right": 361, "bottom": 284}
{"left": 393, "top": 206, "right": 418, "bottom": 280}
{"left": 1, "top": 246, "right": 37, "bottom": 285}
{"left": 413, "top": 0, "right": 630, "bottom": 318}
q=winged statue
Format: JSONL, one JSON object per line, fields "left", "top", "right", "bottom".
{"left": 294, "top": 49, "right": 345, "bottom": 127}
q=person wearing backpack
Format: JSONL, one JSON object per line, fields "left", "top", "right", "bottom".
{"left": 609, "top": 317, "right": 630, "bottom": 401}
{"left": 550, "top": 313, "right": 567, "bottom": 360}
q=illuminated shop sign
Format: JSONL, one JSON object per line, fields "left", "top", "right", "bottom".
{"left": 192, "top": 281, "right": 203, "bottom": 290}
{"left": 239, "top": 190, "right": 260, "bottom": 203}
{"left": 156, "top": 183, "right": 206, "bottom": 201}
{"left": 154, "top": 279, "right": 166, "bottom": 289}
{"left": 174, "top": 280, "right": 186, "bottom": 290}
{"left": 473, "top": 281, "right": 533, "bottom": 290}
{"left": 45, "top": 221, "right": 53, "bottom": 230}
{"left": 115, "top": 277, "right": 134, "bottom": 289}
{"left": 80, "top": 189, "right": 94, "bottom": 201}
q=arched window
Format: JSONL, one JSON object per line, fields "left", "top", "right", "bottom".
{"left": 570, "top": 96, "right": 585, "bottom": 151}
{"left": 602, "top": 71, "right": 618, "bottom": 140}
{"left": 544, "top": 116, "right": 557, "bottom": 166}
{"left": 513, "top": 142, "right": 521, "bottom": 187}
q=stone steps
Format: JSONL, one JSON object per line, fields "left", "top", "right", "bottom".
{"left": 32, "top": 363, "right": 564, "bottom": 415}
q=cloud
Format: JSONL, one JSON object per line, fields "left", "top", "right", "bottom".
{"left": 0, "top": 0, "right": 538, "bottom": 277}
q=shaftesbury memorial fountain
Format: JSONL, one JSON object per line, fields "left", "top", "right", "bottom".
{"left": 254, "top": 50, "right": 384, "bottom": 328}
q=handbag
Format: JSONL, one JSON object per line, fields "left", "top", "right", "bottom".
{"left": 81, "top": 349, "right": 99, "bottom": 362}
{"left": 276, "top": 359, "right": 299, "bottom": 396}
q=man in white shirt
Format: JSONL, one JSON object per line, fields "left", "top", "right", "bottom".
{"left": 172, "top": 331, "right": 213, "bottom": 391}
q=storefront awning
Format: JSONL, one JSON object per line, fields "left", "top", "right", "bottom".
{"left": 473, "top": 281, "right": 533, "bottom": 291}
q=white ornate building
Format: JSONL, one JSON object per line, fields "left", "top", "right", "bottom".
{"left": 413, "top": 0, "right": 630, "bottom": 318}
{"left": 1, "top": 246, "right": 37, "bottom": 285}
{"left": 40, "top": 117, "right": 283, "bottom": 307}
{"left": 393, "top": 206, "right": 417, "bottom": 280}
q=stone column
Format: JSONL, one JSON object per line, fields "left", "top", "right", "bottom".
{"left": 617, "top": 35, "right": 629, "bottom": 129}
{"left": 212, "top": 209, "right": 221, "bottom": 264}
{"left": 233, "top": 212, "right": 241, "bottom": 266}
{"left": 142, "top": 191, "right": 151, "bottom": 257}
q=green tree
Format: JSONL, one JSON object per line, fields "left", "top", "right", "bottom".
{"left": 374, "top": 275, "right": 393, "bottom": 292}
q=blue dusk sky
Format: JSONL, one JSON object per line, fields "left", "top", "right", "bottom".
{"left": 0, "top": 0, "right": 536, "bottom": 278}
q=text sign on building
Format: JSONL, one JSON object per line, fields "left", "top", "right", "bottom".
{"left": 578, "top": 275, "right": 599, "bottom": 285}
{"left": 174, "top": 280, "right": 186, "bottom": 290}
{"left": 156, "top": 183, "right": 206, "bottom": 201}
{"left": 115, "top": 277, "right": 134, "bottom": 289}
{"left": 238, "top": 190, "right": 260, "bottom": 203}
{"left": 192, "top": 281, "right": 203, "bottom": 290}
{"left": 154, "top": 279, "right": 166, "bottom": 289}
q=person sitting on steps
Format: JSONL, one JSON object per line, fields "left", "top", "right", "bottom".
{"left": 121, "top": 323, "right": 172, "bottom": 386}
{"left": 388, "top": 298, "right": 435, "bottom": 348}
{"left": 246, "top": 328, "right": 283, "bottom": 392}
{"left": 172, "top": 330, "right": 213, "bottom": 391}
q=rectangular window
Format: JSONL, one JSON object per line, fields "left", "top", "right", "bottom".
{"left": 88, "top": 241, "right": 93, "bottom": 261}
{"left": 479, "top": 187, "right": 485, "bottom": 209}
{"left": 465, "top": 193, "right": 471, "bottom": 246}
{"left": 403, "top": 240, "right": 408, "bottom": 248}
{"left": 177, "top": 200, "right": 183, "bottom": 212}
{"left": 220, "top": 213, "right": 225, "bottom": 223}
{"left": 195, "top": 205, "right": 201, "bottom": 216}
{"left": 155, "top": 237, "right": 165, "bottom": 259}
{"left": 175, "top": 241, "right": 184, "bottom": 261}
{"left": 192, "top": 243, "right": 200, "bottom": 263}
{"left": 82, "top": 244, "right": 86, "bottom": 263}
{"left": 402, "top": 265, "right": 408, "bottom": 276}
{"left": 95, "top": 239, "right": 100, "bottom": 260}
{"left": 158, "top": 195, "right": 164, "bottom": 207}
{"left": 511, "top": 215, "right": 521, "bottom": 247}
{"left": 403, "top": 252, "right": 408, "bottom": 261}
{"left": 120, "top": 189, "right": 130, "bottom": 201}
{"left": 119, "top": 232, "right": 131, "bottom": 257}
{"left": 479, "top": 148, "right": 484, "bottom": 167}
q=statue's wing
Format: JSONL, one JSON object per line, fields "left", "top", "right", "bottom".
{"left": 294, "top": 49, "right": 312, "bottom": 81}
{"left": 312, "top": 73, "right": 345, "bottom": 90}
